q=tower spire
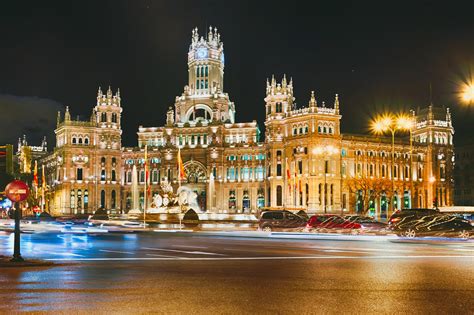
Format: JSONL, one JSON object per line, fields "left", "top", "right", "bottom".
{"left": 64, "top": 106, "right": 71, "bottom": 121}
{"left": 334, "top": 93, "right": 339, "bottom": 114}
{"left": 309, "top": 91, "right": 317, "bottom": 107}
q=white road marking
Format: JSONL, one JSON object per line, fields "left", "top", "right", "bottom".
{"left": 100, "top": 249, "right": 134, "bottom": 255}
{"left": 311, "top": 246, "right": 411, "bottom": 253}
{"left": 142, "top": 247, "right": 226, "bottom": 256}
{"left": 146, "top": 253, "right": 183, "bottom": 258}
{"left": 47, "top": 255, "right": 474, "bottom": 261}
{"left": 49, "top": 252, "right": 84, "bottom": 257}
{"left": 172, "top": 245, "right": 208, "bottom": 249}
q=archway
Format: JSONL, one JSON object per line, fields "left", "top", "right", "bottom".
{"left": 185, "top": 104, "right": 213, "bottom": 123}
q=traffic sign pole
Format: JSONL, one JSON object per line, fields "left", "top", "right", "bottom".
{"left": 11, "top": 202, "right": 23, "bottom": 262}
{"left": 5, "top": 180, "right": 29, "bottom": 262}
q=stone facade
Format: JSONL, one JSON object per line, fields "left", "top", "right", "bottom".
{"left": 40, "top": 27, "right": 455, "bottom": 218}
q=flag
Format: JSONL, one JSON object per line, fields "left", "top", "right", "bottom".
{"left": 177, "top": 147, "right": 186, "bottom": 179}
{"left": 41, "top": 165, "right": 46, "bottom": 190}
{"left": 286, "top": 158, "right": 291, "bottom": 179}
{"left": 33, "top": 160, "right": 38, "bottom": 198}
{"left": 286, "top": 158, "right": 291, "bottom": 192}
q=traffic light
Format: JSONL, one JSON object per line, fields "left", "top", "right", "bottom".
{"left": 0, "top": 144, "right": 14, "bottom": 175}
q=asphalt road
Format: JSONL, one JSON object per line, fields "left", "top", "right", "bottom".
{"left": 0, "top": 232, "right": 473, "bottom": 314}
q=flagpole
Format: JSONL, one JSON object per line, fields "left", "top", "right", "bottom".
{"left": 143, "top": 145, "right": 147, "bottom": 228}
{"left": 41, "top": 165, "right": 45, "bottom": 212}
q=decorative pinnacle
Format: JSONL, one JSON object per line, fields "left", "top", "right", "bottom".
{"left": 334, "top": 93, "right": 339, "bottom": 113}
{"left": 309, "top": 91, "right": 317, "bottom": 107}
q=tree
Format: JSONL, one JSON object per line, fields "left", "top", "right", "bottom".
{"left": 344, "top": 176, "right": 392, "bottom": 216}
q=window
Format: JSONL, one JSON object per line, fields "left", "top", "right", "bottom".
{"left": 241, "top": 167, "right": 250, "bottom": 181}
{"left": 101, "top": 157, "right": 106, "bottom": 164}
{"left": 112, "top": 157, "right": 116, "bottom": 165}
{"left": 84, "top": 138, "right": 89, "bottom": 145}
{"left": 394, "top": 165, "right": 398, "bottom": 178}
{"left": 78, "top": 138, "right": 83, "bottom": 144}
{"left": 111, "top": 190, "right": 116, "bottom": 209}
{"left": 100, "top": 190, "right": 105, "bottom": 209}
{"left": 101, "top": 112, "right": 107, "bottom": 122}
{"left": 152, "top": 170, "right": 158, "bottom": 183}
{"left": 76, "top": 168, "right": 83, "bottom": 181}
{"left": 227, "top": 167, "right": 236, "bottom": 181}
{"left": 70, "top": 190, "right": 76, "bottom": 210}
{"left": 275, "top": 102, "right": 282, "bottom": 113}
{"left": 140, "top": 170, "right": 145, "bottom": 183}
{"left": 276, "top": 164, "right": 282, "bottom": 176}
{"left": 276, "top": 185, "right": 283, "bottom": 206}
{"left": 382, "top": 165, "right": 386, "bottom": 178}
{"left": 111, "top": 170, "right": 116, "bottom": 182}
{"left": 112, "top": 113, "right": 117, "bottom": 123}
{"left": 72, "top": 137, "right": 77, "bottom": 144}
{"left": 127, "top": 171, "right": 132, "bottom": 183}
{"left": 255, "top": 166, "right": 264, "bottom": 181}
{"left": 229, "top": 190, "right": 236, "bottom": 209}
{"left": 101, "top": 169, "right": 106, "bottom": 181}
{"left": 84, "top": 190, "right": 89, "bottom": 210}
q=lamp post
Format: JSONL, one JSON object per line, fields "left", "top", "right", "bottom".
{"left": 429, "top": 175, "right": 436, "bottom": 209}
{"left": 313, "top": 145, "right": 338, "bottom": 213}
{"left": 371, "top": 114, "right": 412, "bottom": 216}
{"left": 461, "top": 82, "right": 474, "bottom": 105}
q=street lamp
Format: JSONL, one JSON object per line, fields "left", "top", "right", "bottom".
{"left": 313, "top": 145, "right": 339, "bottom": 213}
{"left": 461, "top": 82, "right": 474, "bottom": 104}
{"left": 371, "top": 113, "right": 412, "bottom": 215}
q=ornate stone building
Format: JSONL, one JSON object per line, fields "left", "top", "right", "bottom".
{"left": 40, "top": 27, "right": 455, "bottom": 218}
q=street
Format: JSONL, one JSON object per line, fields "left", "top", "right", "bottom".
{"left": 0, "top": 232, "right": 473, "bottom": 314}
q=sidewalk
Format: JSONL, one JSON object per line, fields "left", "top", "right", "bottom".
{"left": 0, "top": 255, "right": 55, "bottom": 268}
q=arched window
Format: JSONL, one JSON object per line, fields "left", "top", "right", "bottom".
{"left": 152, "top": 169, "right": 158, "bottom": 183}
{"left": 100, "top": 190, "right": 106, "bottom": 209}
{"left": 304, "top": 126, "right": 309, "bottom": 134}
{"left": 140, "top": 170, "right": 145, "bottom": 183}
{"left": 318, "top": 126, "right": 322, "bottom": 133}
{"left": 78, "top": 137, "right": 83, "bottom": 144}
{"left": 84, "top": 137, "right": 89, "bottom": 145}
{"left": 70, "top": 190, "right": 76, "bottom": 211}
{"left": 112, "top": 113, "right": 117, "bottom": 123}
{"left": 111, "top": 190, "right": 116, "bottom": 209}
{"left": 101, "top": 169, "right": 106, "bottom": 181}
{"left": 276, "top": 185, "right": 283, "bottom": 206}
{"left": 101, "top": 157, "right": 106, "bottom": 164}
{"left": 112, "top": 157, "right": 116, "bottom": 165}
{"left": 72, "top": 137, "right": 77, "bottom": 144}
{"left": 329, "top": 127, "right": 333, "bottom": 134}
{"left": 127, "top": 170, "right": 132, "bottom": 183}
{"left": 323, "top": 127, "right": 327, "bottom": 133}
{"left": 84, "top": 190, "right": 89, "bottom": 210}
{"left": 101, "top": 112, "right": 107, "bottom": 122}
{"left": 111, "top": 170, "right": 116, "bottom": 182}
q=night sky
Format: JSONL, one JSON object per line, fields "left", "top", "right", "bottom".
{"left": 0, "top": 1, "right": 473, "bottom": 147}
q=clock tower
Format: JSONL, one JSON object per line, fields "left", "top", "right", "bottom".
{"left": 173, "top": 27, "right": 235, "bottom": 125}
{"left": 187, "top": 26, "right": 225, "bottom": 95}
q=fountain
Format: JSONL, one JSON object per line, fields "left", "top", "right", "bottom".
{"left": 128, "top": 165, "right": 141, "bottom": 214}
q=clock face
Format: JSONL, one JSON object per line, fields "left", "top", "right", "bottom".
{"left": 196, "top": 47, "right": 208, "bottom": 59}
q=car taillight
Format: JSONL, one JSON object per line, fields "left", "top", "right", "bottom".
{"left": 389, "top": 217, "right": 401, "bottom": 224}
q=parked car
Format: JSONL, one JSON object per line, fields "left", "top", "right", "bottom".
{"left": 306, "top": 214, "right": 361, "bottom": 234}
{"left": 344, "top": 215, "right": 388, "bottom": 234}
{"left": 388, "top": 208, "right": 472, "bottom": 239}
{"left": 259, "top": 210, "right": 307, "bottom": 232}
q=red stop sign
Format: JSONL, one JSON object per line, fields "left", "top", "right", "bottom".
{"left": 5, "top": 180, "right": 29, "bottom": 202}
